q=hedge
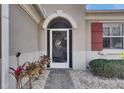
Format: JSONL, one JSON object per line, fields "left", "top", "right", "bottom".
{"left": 89, "top": 59, "right": 124, "bottom": 79}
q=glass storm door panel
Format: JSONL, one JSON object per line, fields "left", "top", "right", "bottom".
{"left": 50, "top": 29, "right": 69, "bottom": 68}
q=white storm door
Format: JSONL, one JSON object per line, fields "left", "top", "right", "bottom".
{"left": 50, "top": 29, "right": 69, "bottom": 68}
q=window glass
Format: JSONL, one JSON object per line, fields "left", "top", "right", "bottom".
{"left": 110, "top": 37, "right": 123, "bottom": 49}
{"left": 111, "top": 24, "right": 122, "bottom": 36}
{"left": 103, "top": 27, "right": 110, "bottom": 36}
{"left": 103, "top": 38, "right": 110, "bottom": 48}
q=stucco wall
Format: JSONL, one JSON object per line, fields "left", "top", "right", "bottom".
{"left": 39, "top": 4, "right": 86, "bottom": 70}
{"left": 9, "top": 5, "right": 39, "bottom": 56}
{"left": 86, "top": 12, "right": 124, "bottom": 21}
{"left": 9, "top": 5, "right": 39, "bottom": 88}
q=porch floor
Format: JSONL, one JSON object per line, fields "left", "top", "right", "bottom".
{"left": 23, "top": 69, "right": 124, "bottom": 89}
{"left": 44, "top": 69, "right": 74, "bottom": 89}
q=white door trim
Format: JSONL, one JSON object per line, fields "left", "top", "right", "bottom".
{"left": 50, "top": 29, "right": 69, "bottom": 68}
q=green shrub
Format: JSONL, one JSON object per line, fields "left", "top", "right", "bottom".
{"left": 89, "top": 59, "right": 124, "bottom": 79}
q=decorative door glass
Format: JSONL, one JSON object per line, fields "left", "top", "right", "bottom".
{"left": 52, "top": 31, "right": 67, "bottom": 63}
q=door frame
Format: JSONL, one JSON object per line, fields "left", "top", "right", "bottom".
{"left": 47, "top": 28, "right": 72, "bottom": 68}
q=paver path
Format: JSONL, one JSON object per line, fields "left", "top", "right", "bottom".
{"left": 44, "top": 69, "right": 75, "bottom": 89}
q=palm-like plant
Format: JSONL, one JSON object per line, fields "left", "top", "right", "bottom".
{"left": 23, "top": 62, "right": 41, "bottom": 89}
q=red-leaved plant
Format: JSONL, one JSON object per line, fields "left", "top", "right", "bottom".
{"left": 9, "top": 63, "right": 27, "bottom": 89}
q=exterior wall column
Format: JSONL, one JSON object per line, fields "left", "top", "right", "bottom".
{"left": 1, "top": 4, "right": 9, "bottom": 89}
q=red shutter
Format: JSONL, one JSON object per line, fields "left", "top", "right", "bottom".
{"left": 91, "top": 23, "right": 103, "bottom": 51}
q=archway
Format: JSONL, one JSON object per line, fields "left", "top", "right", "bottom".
{"left": 42, "top": 11, "right": 77, "bottom": 29}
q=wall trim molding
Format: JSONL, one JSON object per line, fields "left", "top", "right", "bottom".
{"left": 19, "top": 4, "right": 41, "bottom": 24}
{"left": 37, "top": 5, "right": 47, "bottom": 19}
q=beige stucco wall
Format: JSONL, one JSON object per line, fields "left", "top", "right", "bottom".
{"left": 39, "top": 4, "right": 86, "bottom": 70}
{"left": 9, "top": 5, "right": 39, "bottom": 56}
{"left": 86, "top": 12, "right": 124, "bottom": 21}
{"left": 9, "top": 5, "right": 39, "bottom": 88}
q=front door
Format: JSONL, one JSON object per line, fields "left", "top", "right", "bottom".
{"left": 50, "top": 29, "right": 69, "bottom": 68}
